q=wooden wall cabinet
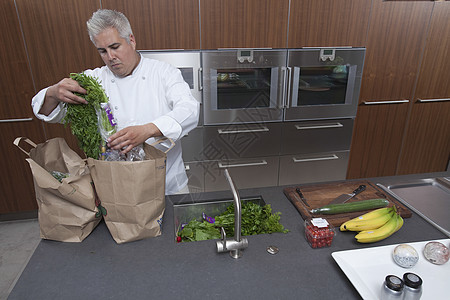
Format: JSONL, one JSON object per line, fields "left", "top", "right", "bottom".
{"left": 0, "top": 0, "right": 45, "bottom": 214}
{"left": 397, "top": 2, "right": 450, "bottom": 174}
{"left": 16, "top": 0, "right": 103, "bottom": 156}
{"left": 102, "top": 0, "right": 200, "bottom": 50}
{"left": 200, "top": 0, "right": 289, "bottom": 49}
{"left": 347, "top": 0, "right": 434, "bottom": 179}
{"left": 288, "top": 0, "right": 372, "bottom": 48}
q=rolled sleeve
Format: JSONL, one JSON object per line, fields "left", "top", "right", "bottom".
{"left": 152, "top": 115, "right": 183, "bottom": 140}
{"left": 31, "top": 88, "right": 65, "bottom": 123}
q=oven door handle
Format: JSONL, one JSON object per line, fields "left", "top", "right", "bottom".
{"left": 280, "top": 67, "right": 292, "bottom": 109}
{"left": 292, "top": 154, "right": 339, "bottom": 163}
{"left": 218, "top": 160, "right": 268, "bottom": 169}
{"left": 217, "top": 126, "right": 269, "bottom": 134}
{"left": 198, "top": 67, "right": 203, "bottom": 91}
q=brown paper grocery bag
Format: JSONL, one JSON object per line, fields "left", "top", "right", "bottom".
{"left": 87, "top": 139, "right": 173, "bottom": 244}
{"left": 14, "top": 137, "right": 101, "bottom": 242}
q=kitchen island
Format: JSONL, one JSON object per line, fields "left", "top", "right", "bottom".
{"left": 9, "top": 172, "right": 449, "bottom": 299}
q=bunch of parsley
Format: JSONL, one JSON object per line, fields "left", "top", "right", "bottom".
{"left": 62, "top": 73, "right": 109, "bottom": 158}
{"left": 178, "top": 202, "right": 288, "bottom": 242}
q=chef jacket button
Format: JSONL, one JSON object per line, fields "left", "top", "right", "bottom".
{"left": 114, "top": 106, "right": 119, "bottom": 110}
{"left": 111, "top": 79, "right": 115, "bottom": 83}
{"left": 142, "top": 76, "right": 146, "bottom": 80}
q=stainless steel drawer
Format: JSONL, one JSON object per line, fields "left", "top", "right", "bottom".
{"left": 281, "top": 119, "right": 354, "bottom": 155}
{"left": 181, "top": 127, "right": 204, "bottom": 161}
{"left": 203, "top": 156, "right": 279, "bottom": 192}
{"left": 279, "top": 151, "right": 349, "bottom": 185}
{"left": 203, "top": 122, "right": 282, "bottom": 159}
{"left": 184, "top": 161, "right": 205, "bottom": 193}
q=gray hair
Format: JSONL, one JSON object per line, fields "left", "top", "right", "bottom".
{"left": 87, "top": 9, "right": 133, "bottom": 44}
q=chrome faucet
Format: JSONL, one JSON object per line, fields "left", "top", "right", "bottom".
{"left": 216, "top": 169, "right": 249, "bottom": 258}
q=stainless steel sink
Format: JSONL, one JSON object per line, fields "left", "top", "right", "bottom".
{"left": 173, "top": 196, "right": 265, "bottom": 240}
{"left": 377, "top": 177, "right": 450, "bottom": 237}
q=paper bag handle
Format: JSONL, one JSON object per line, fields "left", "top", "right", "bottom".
{"left": 13, "top": 137, "right": 37, "bottom": 157}
{"left": 150, "top": 137, "right": 175, "bottom": 154}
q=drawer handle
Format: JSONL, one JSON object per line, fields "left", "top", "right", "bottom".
{"left": 293, "top": 154, "right": 339, "bottom": 163}
{"left": 295, "top": 122, "right": 343, "bottom": 130}
{"left": 185, "top": 164, "right": 190, "bottom": 171}
{"left": 218, "top": 126, "right": 269, "bottom": 134}
{"left": 362, "top": 100, "right": 409, "bottom": 105}
{"left": 0, "top": 117, "right": 33, "bottom": 123}
{"left": 417, "top": 98, "right": 450, "bottom": 103}
{"left": 218, "top": 160, "right": 268, "bottom": 168}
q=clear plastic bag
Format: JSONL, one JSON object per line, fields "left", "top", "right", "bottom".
{"left": 104, "top": 144, "right": 146, "bottom": 161}
{"left": 95, "top": 102, "right": 117, "bottom": 142}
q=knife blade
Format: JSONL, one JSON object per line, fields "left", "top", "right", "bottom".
{"left": 328, "top": 184, "right": 366, "bottom": 205}
{"left": 295, "top": 188, "right": 310, "bottom": 207}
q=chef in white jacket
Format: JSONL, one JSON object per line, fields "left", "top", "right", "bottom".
{"left": 31, "top": 9, "right": 199, "bottom": 195}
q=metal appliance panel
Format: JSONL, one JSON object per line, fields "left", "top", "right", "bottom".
{"left": 203, "top": 156, "right": 279, "bottom": 192}
{"left": 180, "top": 126, "right": 204, "bottom": 162}
{"left": 184, "top": 161, "right": 205, "bottom": 193}
{"left": 285, "top": 48, "right": 365, "bottom": 121}
{"left": 278, "top": 150, "right": 349, "bottom": 185}
{"left": 202, "top": 49, "right": 286, "bottom": 125}
{"left": 203, "top": 122, "right": 282, "bottom": 159}
{"left": 281, "top": 118, "right": 354, "bottom": 155}
{"left": 140, "top": 50, "right": 203, "bottom": 124}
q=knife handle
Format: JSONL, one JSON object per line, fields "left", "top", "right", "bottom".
{"left": 353, "top": 185, "right": 366, "bottom": 195}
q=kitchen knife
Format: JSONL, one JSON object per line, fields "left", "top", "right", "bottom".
{"left": 296, "top": 188, "right": 310, "bottom": 207}
{"left": 328, "top": 184, "right": 366, "bottom": 205}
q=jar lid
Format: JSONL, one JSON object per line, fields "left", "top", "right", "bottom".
{"left": 403, "top": 272, "right": 423, "bottom": 289}
{"left": 385, "top": 275, "right": 404, "bottom": 291}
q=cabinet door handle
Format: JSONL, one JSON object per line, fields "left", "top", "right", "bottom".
{"left": 218, "top": 160, "right": 268, "bottom": 168}
{"left": 0, "top": 117, "right": 33, "bottom": 123}
{"left": 293, "top": 154, "right": 339, "bottom": 163}
{"left": 362, "top": 100, "right": 409, "bottom": 105}
{"left": 417, "top": 98, "right": 450, "bottom": 103}
{"left": 295, "top": 122, "right": 343, "bottom": 130}
{"left": 218, "top": 126, "right": 269, "bottom": 134}
{"left": 185, "top": 164, "right": 190, "bottom": 171}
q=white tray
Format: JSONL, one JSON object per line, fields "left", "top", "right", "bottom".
{"left": 332, "top": 239, "right": 450, "bottom": 300}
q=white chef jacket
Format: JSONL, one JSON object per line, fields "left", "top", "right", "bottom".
{"left": 31, "top": 55, "right": 200, "bottom": 195}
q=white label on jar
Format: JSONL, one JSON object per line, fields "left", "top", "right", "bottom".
{"left": 311, "top": 218, "right": 329, "bottom": 228}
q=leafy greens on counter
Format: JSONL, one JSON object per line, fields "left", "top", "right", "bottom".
{"left": 178, "top": 202, "right": 289, "bottom": 242}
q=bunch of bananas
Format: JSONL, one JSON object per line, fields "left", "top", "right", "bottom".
{"left": 340, "top": 206, "right": 404, "bottom": 243}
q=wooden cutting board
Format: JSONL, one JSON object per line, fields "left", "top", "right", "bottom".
{"left": 283, "top": 180, "right": 412, "bottom": 227}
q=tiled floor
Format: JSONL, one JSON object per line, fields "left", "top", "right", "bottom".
{"left": 0, "top": 219, "right": 40, "bottom": 300}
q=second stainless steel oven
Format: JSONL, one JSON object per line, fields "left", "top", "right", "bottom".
{"left": 285, "top": 48, "right": 366, "bottom": 121}
{"left": 202, "top": 49, "right": 287, "bottom": 125}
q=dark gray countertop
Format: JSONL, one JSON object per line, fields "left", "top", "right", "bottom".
{"left": 9, "top": 172, "right": 449, "bottom": 299}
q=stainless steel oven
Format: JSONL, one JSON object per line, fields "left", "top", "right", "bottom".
{"left": 202, "top": 49, "right": 286, "bottom": 125}
{"left": 285, "top": 48, "right": 365, "bottom": 121}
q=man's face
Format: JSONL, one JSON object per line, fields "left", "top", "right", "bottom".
{"left": 93, "top": 27, "right": 139, "bottom": 77}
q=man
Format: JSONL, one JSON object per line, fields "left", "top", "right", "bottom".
{"left": 31, "top": 9, "right": 199, "bottom": 195}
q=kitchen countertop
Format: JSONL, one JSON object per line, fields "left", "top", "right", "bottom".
{"left": 8, "top": 172, "right": 449, "bottom": 299}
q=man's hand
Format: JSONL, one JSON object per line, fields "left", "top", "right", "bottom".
{"left": 39, "top": 78, "right": 87, "bottom": 115}
{"left": 107, "top": 123, "right": 163, "bottom": 154}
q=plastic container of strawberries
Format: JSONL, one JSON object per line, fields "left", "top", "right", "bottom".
{"left": 304, "top": 218, "right": 336, "bottom": 248}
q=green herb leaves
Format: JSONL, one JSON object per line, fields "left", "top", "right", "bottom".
{"left": 62, "top": 73, "right": 109, "bottom": 158}
{"left": 178, "top": 202, "right": 289, "bottom": 242}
